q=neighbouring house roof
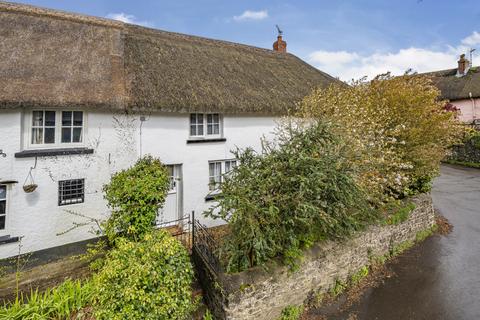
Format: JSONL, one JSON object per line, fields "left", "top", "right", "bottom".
{"left": 0, "top": 1, "right": 340, "bottom": 114}
{"left": 424, "top": 67, "right": 480, "bottom": 101}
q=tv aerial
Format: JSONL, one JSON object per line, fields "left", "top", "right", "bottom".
{"left": 276, "top": 25, "right": 283, "bottom": 36}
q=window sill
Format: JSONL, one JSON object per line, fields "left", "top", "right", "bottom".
{"left": 14, "top": 148, "right": 94, "bottom": 158}
{"left": 0, "top": 180, "right": 18, "bottom": 185}
{"left": 187, "top": 138, "right": 226, "bottom": 144}
{"left": 205, "top": 193, "right": 223, "bottom": 202}
{"left": 0, "top": 235, "right": 20, "bottom": 246}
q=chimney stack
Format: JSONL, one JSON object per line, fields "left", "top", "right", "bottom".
{"left": 273, "top": 26, "right": 287, "bottom": 53}
{"left": 457, "top": 54, "right": 470, "bottom": 76}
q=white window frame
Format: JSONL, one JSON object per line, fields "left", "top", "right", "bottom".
{"left": 0, "top": 185, "right": 9, "bottom": 235}
{"left": 208, "top": 159, "right": 237, "bottom": 191}
{"left": 24, "top": 110, "right": 87, "bottom": 150}
{"left": 166, "top": 165, "right": 179, "bottom": 194}
{"left": 189, "top": 113, "right": 223, "bottom": 139}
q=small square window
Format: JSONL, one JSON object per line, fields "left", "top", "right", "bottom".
{"left": 58, "top": 179, "right": 85, "bottom": 206}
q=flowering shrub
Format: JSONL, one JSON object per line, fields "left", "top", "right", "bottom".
{"left": 299, "top": 73, "right": 462, "bottom": 203}
{"left": 103, "top": 155, "right": 170, "bottom": 242}
{"left": 92, "top": 230, "right": 195, "bottom": 320}
{"left": 206, "top": 120, "right": 378, "bottom": 272}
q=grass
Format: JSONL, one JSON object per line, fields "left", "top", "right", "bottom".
{"left": 279, "top": 305, "right": 304, "bottom": 320}
{"left": 415, "top": 224, "right": 438, "bottom": 242}
{"left": 0, "top": 279, "right": 92, "bottom": 320}
{"left": 384, "top": 202, "right": 416, "bottom": 225}
{"left": 443, "top": 159, "right": 480, "bottom": 169}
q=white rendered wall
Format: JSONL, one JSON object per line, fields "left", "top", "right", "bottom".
{"left": 0, "top": 109, "right": 277, "bottom": 259}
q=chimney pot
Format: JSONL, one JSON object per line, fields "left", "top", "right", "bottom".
{"left": 457, "top": 54, "right": 470, "bottom": 76}
{"left": 273, "top": 35, "right": 287, "bottom": 53}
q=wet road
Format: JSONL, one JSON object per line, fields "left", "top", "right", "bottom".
{"left": 324, "top": 164, "right": 480, "bottom": 320}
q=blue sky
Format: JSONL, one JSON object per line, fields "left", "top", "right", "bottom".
{"left": 9, "top": 0, "right": 480, "bottom": 80}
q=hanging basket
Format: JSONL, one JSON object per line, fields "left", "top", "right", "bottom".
{"left": 23, "top": 184, "right": 38, "bottom": 193}
{"left": 23, "top": 157, "right": 38, "bottom": 193}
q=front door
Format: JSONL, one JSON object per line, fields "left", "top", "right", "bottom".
{"left": 158, "top": 164, "right": 182, "bottom": 224}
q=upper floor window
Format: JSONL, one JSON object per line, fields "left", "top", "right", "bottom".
{"left": 0, "top": 185, "right": 6, "bottom": 231}
{"left": 28, "top": 110, "right": 85, "bottom": 148}
{"left": 32, "top": 111, "right": 56, "bottom": 144}
{"left": 61, "top": 111, "right": 83, "bottom": 143}
{"left": 190, "top": 113, "right": 222, "bottom": 138}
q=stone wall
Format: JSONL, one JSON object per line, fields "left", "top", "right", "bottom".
{"left": 448, "top": 139, "right": 480, "bottom": 164}
{"left": 195, "top": 193, "right": 435, "bottom": 320}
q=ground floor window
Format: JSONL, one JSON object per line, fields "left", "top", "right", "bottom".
{"left": 0, "top": 185, "right": 6, "bottom": 230}
{"left": 58, "top": 179, "right": 85, "bottom": 206}
{"left": 208, "top": 160, "right": 237, "bottom": 191}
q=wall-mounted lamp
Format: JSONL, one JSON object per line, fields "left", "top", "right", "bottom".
{"left": 0, "top": 149, "right": 6, "bottom": 158}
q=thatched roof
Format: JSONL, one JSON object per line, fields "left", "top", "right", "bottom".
{"left": 0, "top": 1, "right": 340, "bottom": 114}
{"left": 425, "top": 67, "right": 480, "bottom": 101}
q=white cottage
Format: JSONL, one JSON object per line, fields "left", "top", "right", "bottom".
{"left": 0, "top": 2, "right": 339, "bottom": 259}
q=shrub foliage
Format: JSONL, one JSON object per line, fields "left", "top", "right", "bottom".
{"left": 103, "top": 155, "right": 170, "bottom": 242}
{"left": 299, "top": 73, "right": 462, "bottom": 203}
{"left": 92, "top": 230, "right": 195, "bottom": 320}
{"left": 0, "top": 279, "right": 92, "bottom": 320}
{"left": 207, "top": 121, "right": 378, "bottom": 272}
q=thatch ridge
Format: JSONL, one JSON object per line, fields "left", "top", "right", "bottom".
{"left": 0, "top": 1, "right": 123, "bottom": 29}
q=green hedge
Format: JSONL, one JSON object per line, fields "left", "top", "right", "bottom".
{"left": 92, "top": 230, "right": 195, "bottom": 320}
{"left": 103, "top": 155, "right": 171, "bottom": 243}
{"left": 207, "top": 121, "right": 378, "bottom": 272}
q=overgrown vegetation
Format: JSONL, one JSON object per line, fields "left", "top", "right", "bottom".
{"left": 384, "top": 202, "right": 416, "bottom": 225}
{"left": 92, "top": 230, "right": 196, "bottom": 320}
{"left": 1, "top": 156, "right": 196, "bottom": 319}
{"left": 300, "top": 73, "right": 462, "bottom": 204}
{"left": 207, "top": 120, "right": 379, "bottom": 272}
{"left": 103, "top": 155, "right": 170, "bottom": 243}
{"left": 0, "top": 279, "right": 92, "bottom": 320}
{"left": 279, "top": 305, "right": 304, "bottom": 320}
{"left": 446, "top": 127, "right": 480, "bottom": 166}
{"left": 207, "top": 73, "right": 460, "bottom": 273}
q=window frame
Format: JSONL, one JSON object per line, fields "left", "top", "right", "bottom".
{"left": 166, "top": 165, "right": 180, "bottom": 194}
{"left": 0, "top": 185, "right": 9, "bottom": 235}
{"left": 189, "top": 113, "right": 223, "bottom": 139}
{"left": 58, "top": 179, "right": 85, "bottom": 207}
{"left": 208, "top": 159, "right": 238, "bottom": 191}
{"left": 24, "top": 110, "right": 87, "bottom": 150}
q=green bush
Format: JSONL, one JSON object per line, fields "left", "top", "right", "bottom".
{"left": 300, "top": 73, "right": 462, "bottom": 203}
{"left": 279, "top": 305, "right": 303, "bottom": 320}
{"left": 92, "top": 230, "right": 195, "bottom": 320}
{"left": 384, "top": 202, "right": 416, "bottom": 225}
{"left": 0, "top": 279, "right": 92, "bottom": 320}
{"left": 207, "top": 120, "right": 378, "bottom": 272}
{"left": 103, "top": 155, "right": 170, "bottom": 242}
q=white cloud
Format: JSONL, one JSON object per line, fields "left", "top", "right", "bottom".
{"left": 233, "top": 10, "right": 268, "bottom": 22}
{"left": 106, "top": 13, "right": 153, "bottom": 27}
{"left": 461, "top": 31, "right": 480, "bottom": 47}
{"left": 307, "top": 31, "right": 480, "bottom": 81}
